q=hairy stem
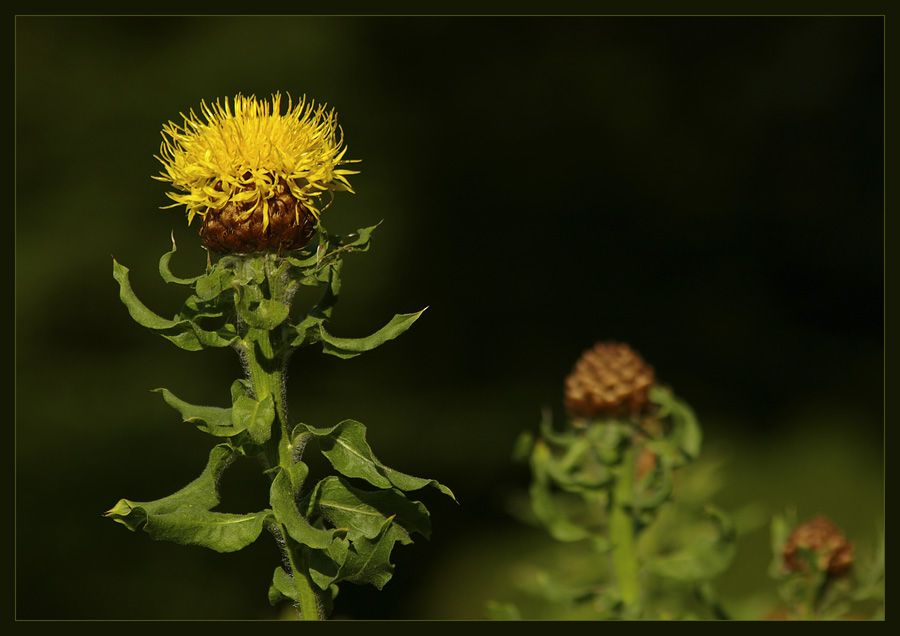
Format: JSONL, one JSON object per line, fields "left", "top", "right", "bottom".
{"left": 237, "top": 256, "right": 322, "bottom": 620}
{"left": 281, "top": 526, "right": 324, "bottom": 620}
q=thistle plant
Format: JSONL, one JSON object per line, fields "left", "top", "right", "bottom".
{"left": 498, "top": 342, "right": 736, "bottom": 620}
{"left": 767, "top": 512, "right": 884, "bottom": 620}
{"left": 104, "top": 93, "right": 453, "bottom": 620}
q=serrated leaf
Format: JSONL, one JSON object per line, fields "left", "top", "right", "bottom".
{"left": 232, "top": 394, "right": 275, "bottom": 444}
{"left": 113, "top": 259, "right": 178, "bottom": 330}
{"left": 311, "top": 476, "right": 431, "bottom": 542}
{"left": 270, "top": 468, "right": 338, "bottom": 550}
{"left": 296, "top": 420, "right": 455, "bottom": 499}
{"left": 319, "top": 309, "right": 425, "bottom": 359}
{"left": 153, "top": 388, "right": 239, "bottom": 437}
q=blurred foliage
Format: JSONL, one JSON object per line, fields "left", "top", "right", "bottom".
{"left": 15, "top": 16, "right": 882, "bottom": 619}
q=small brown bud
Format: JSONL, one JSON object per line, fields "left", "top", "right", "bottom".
{"left": 634, "top": 446, "right": 658, "bottom": 481}
{"left": 564, "top": 342, "right": 655, "bottom": 419}
{"left": 199, "top": 178, "right": 316, "bottom": 253}
{"left": 783, "top": 516, "right": 854, "bottom": 578}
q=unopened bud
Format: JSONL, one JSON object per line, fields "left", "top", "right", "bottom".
{"left": 564, "top": 342, "right": 655, "bottom": 419}
{"left": 783, "top": 515, "right": 854, "bottom": 577}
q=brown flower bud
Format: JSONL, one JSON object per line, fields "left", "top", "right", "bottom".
{"left": 634, "top": 446, "right": 658, "bottom": 481}
{"left": 199, "top": 178, "right": 316, "bottom": 253}
{"left": 564, "top": 342, "right": 655, "bottom": 419}
{"left": 783, "top": 516, "right": 854, "bottom": 578}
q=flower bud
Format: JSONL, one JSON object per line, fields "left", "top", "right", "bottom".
{"left": 634, "top": 446, "right": 658, "bottom": 481}
{"left": 564, "top": 342, "right": 655, "bottom": 419}
{"left": 783, "top": 515, "right": 854, "bottom": 577}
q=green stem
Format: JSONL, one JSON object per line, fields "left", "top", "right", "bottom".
{"left": 243, "top": 326, "right": 288, "bottom": 467}
{"left": 236, "top": 256, "right": 322, "bottom": 620}
{"left": 610, "top": 442, "right": 639, "bottom": 611}
{"left": 281, "top": 526, "right": 323, "bottom": 620}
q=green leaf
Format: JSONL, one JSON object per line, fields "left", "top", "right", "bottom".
{"left": 141, "top": 509, "right": 271, "bottom": 553}
{"left": 649, "top": 386, "right": 702, "bottom": 465}
{"left": 319, "top": 309, "right": 426, "bottom": 359}
{"left": 230, "top": 379, "right": 252, "bottom": 402}
{"left": 310, "top": 514, "right": 406, "bottom": 591}
{"left": 528, "top": 441, "right": 590, "bottom": 542}
{"left": 644, "top": 505, "right": 737, "bottom": 582}
{"left": 308, "top": 538, "right": 350, "bottom": 590}
{"left": 113, "top": 259, "right": 178, "bottom": 330}
{"left": 341, "top": 223, "right": 379, "bottom": 252}
{"left": 105, "top": 444, "right": 235, "bottom": 531}
{"left": 542, "top": 435, "right": 614, "bottom": 493}
{"left": 310, "top": 260, "right": 342, "bottom": 320}
{"left": 289, "top": 261, "right": 342, "bottom": 349}
{"left": 158, "top": 233, "right": 202, "bottom": 286}
{"left": 195, "top": 267, "right": 235, "bottom": 302}
{"left": 158, "top": 321, "right": 239, "bottom": 352}
{"left": 193, "top": 323, "right": 239, "bottom": 348}
{"left": 310, "top": 476, "right": 431, "bottom": 542}
{"left": 159, "top": 324, "right": 204, "bottom": 351}
{"left": 270, "top": 467, "right": 339, "bottom": 550}
{"left": 232, "top": 394, "right": 275, "bottom": 444}
{"left": 236, "top": 295, "right": 290, "bottom": 330}
{"left": 337, "top": 515, "right": 405, "bottom": 590}
{"left": 153, "top": 388, "right": 238, "bottom": 436}
{"left": 269, "top": 567, "right": 300, "bottom": 605}
{"left": 308, "top": 223, "right": 379, "bottom": 271}
{"left": 104, "top": 444, "right": 268, "bottom": 552}
{"left": 113, "top": 261, "right": 238, "bottom": 351}
{"left": 296, "top": 421, "right": 455, "bottom": 499}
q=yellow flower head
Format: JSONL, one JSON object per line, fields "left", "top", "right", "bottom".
{"left": 154, "top": 93, "right": 358, "bottom": 251}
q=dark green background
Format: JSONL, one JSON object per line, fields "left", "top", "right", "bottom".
{"left": 16, "top": 16, "right": 883, "bottom": 620}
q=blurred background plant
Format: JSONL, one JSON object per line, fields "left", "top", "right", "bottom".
{"left": 489, "top": 342, "right": 737, "bottom": 620}
{"left": 15, "top": 15, "right": 882, "bottom": 619}
{"left": 487, "top": 343, "right": 883, "bottom": 620}
{"left": 765, "top": 510, "right": 884, "bottom": 619}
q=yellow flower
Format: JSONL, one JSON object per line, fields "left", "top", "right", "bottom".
{"left": 154, "top": 93, "right": 358, "bottom": 252}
